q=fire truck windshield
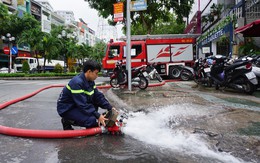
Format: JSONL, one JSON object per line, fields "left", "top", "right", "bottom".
{"left": 108, "top": 46, "right": 120, "bottom": 58}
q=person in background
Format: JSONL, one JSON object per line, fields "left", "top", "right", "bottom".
{"left": 57, "top": 60, "right": 117, "bottom": 130}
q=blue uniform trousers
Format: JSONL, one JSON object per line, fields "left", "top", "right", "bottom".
{"left": 61, "top": 108, "right": 98, "bottom": 128}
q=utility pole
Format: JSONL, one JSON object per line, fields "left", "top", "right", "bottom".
{"left": 126, "top": 0, "right": 132, "bottom": 91}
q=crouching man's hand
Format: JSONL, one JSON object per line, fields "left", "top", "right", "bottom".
{"left": 98, "top": 114, "right": 108, "bottom": 127}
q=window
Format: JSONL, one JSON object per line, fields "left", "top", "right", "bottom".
{"left": 123, "top": 44, "right": 142, "bottom": 58}
{"left": 108, "top": 45, "right": 120, "bottom": 58}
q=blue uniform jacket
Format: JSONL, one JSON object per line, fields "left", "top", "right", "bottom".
{"left": 57, "top": 73, "right": 112, "bottom": 119}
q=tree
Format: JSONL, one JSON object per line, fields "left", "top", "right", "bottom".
{"left": 77, "top": 43, "right": 92, "bottom": 64}
{"left": 131, "top": 13, "right": 185, "bottom": 35}
{"left": 50, "top": 25, "right": 79, "bottom": 72}
{"left": 0, "top": 9, "right": 40, "bottom": 40}
{"left": 85, "top": 0, "right": 194, "bottom": 34}
{"left": 17, "top": 27, "right": 44, "bottom": 60}
{"left": 39, "top": 34, "right": 60, "bottom": 73}
{"left": 0, "top": 3, "right": 11, "bottom": 35}
{"left": 22, "top": 60, "right": 30, "bottom": 73}
{"left": 91, "top": 41, "right": 107, "bottom": 63}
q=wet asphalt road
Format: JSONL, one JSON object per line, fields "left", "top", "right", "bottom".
{"left": 0, "top": 78, "right": 260, "bottom": 163}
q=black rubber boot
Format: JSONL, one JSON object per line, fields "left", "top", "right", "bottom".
{"left": 61, "top": 118, "right": 74, "bottom": 130}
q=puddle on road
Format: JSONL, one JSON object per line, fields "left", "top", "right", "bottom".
{"left": 105, "top": 87, "right": 260, "bottom": 163}
{"left": 220, "top": 97, "right": 260, "bottom": 108}
{"left": 123, "top": 104, "right": 245, "bottom": 163}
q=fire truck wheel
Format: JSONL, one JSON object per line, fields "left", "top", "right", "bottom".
{"left": 169, "top": 66, "right": 181, "bottom": 79}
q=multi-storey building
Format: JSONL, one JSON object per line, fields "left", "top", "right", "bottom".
{"left": 54, "top": 10, "right": 75, "bottom": 25}
{"left": 186, "top": 0, "right": 260, "bottom": 59}
{"left": 0, "top": 0, "right": 98, "bottom": 68}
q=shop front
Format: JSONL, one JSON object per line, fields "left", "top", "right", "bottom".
{"left": 198, "top": 22, "right": 234, "bottom": 58}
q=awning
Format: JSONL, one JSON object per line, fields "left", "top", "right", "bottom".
{"left": 235, "top": 19, "right": 260, "bottom": 37}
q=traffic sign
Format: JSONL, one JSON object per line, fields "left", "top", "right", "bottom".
{"left": 3, "top": 47, "right": 10, "bottom": 55}
{"left": 11, "top": 46, "right": 18, "bottom": 55}
{"left": 130, "top": 0, "right": 147, "bottom": 11}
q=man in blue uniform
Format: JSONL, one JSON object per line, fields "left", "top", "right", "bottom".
{"left": 57, "top": 60, "right": 116, "bottom": 130}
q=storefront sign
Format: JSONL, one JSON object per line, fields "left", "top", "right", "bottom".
{"left": 200, "top": 23, "right": 233, "bottom": 46}
{"left": 201, "top": 29, "right": 224, "bottom": 46}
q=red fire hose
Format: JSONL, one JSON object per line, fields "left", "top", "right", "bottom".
{"left": 0, "top": 125, "right": 102, "bottom": 138}
{"left": 0, "top": 81, "right": 166, "bottom": 139}
{"left": 0, "top": 84, "right": 109, "bottom": 138}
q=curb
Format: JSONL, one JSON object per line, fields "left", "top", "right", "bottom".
{"left": 0, "top": 76, "right": 73, "bottom": 80}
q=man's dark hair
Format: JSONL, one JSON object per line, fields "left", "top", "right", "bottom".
{"left": 82, "top": 60, "right": 101, "bottom": 73}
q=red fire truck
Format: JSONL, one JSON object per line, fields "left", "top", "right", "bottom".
{"left": 102, "top": 34, "right": 200, "bottom": 78}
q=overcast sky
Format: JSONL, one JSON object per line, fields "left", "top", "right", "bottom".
{"left": 47, "top": 0, "right": 124, "bottom": 39}
{"left": 48, "top": 0, "right": 100, "bottom": 30}
{"left": 47, "top": 0, "right": 213, "bottom": 38}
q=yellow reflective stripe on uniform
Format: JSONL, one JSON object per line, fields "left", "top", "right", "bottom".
{"left": 84, "top": 90, "right": 94, "bottom": 95}
{"left": 66, "top": 84, "right": 95, "bottom": 95}
{"left": 66, "top": 85, "right": 84, "bottom": 93}
{"left": 84, "top": 84, "right": 96, "bottom": 95}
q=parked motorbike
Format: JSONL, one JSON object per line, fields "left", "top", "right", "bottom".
{"left": 145, "top": 63, "right": 163, "bottom": 82}
{"left": 110, "top": 61, "right": 149, "bottom": 90}
{"left": 210, "top": 55, "right": 258, "bottom": 94}
{"left": 179, "top": 65, "right": 194, "bottom": 81}
{"left": 180, "top": 58, "right": 212, "bottom": 87}
{"left": 234, "top": 55, "right": 260, "bottom": 89}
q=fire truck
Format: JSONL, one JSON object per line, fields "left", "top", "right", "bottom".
{"left": 102, "top": 34, "right": 200, "bottom": 78}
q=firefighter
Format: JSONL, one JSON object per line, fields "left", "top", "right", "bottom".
{"left": 57, "top": 60, "right": 117, "bottom": 130}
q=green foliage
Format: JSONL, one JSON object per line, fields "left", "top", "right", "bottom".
{"left": 76, "top": 66, "right": 81, "bottom": 73}
{"left": 85, "top": 0, "right": 194, "bottom": 34}
{"left": 131, "top": 14, "right": 185, "bottom": 35}
{"left": 69, "top": 66, "right": 76, "bottom": 73}
{"left": 238, "top": 38, "right": 260, "bottom": 56}
{"left": 0, "top": 3, "right": 10, "bottom": 35}
{"left": 0, "top": 72, "right": 77, "bottom": 78}
{"left": 22, "top": 61, "right": 30, "bottom": 73}
{"left": 54, "top": 63, "right": 63, "bottom": 73}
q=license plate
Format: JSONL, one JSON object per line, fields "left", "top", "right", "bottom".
{"left": 245, "top": 72, "right": 256, "bottom": 79}
{"left": 204, "top": 67, "right": 211, "bottom": 73}
{"left": 143, "top": 71, "right": 148, "bottom": 77}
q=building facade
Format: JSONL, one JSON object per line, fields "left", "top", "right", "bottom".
{"left": 1, "top": 0, "right": 104, "bottom": 69}
{"left": 186, "top": 0, "right": 260, "bottom": 59}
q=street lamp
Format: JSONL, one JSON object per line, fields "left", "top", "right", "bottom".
{"left": 1, "top": 33, "right": 15, "bottom": 73}
{"left": 58, "top": 30, "right": 77, "bottom": 73}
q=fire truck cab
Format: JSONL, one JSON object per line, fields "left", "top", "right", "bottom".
{"left": 102, "top": 34, "right": 200, "bottom": 78}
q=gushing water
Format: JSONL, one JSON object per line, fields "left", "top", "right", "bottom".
{"left": 123, "top": 104, "right": 245, "bottom": 163}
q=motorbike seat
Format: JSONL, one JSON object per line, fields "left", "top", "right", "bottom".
{"left": 225, "top": 61, "right": 247, "bottom": 72}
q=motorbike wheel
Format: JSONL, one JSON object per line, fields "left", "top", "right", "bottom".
{"left": 155, "top": 73, "right": 163, "bottom": 82}
{"left": 138, "top": 76, "right": 149, "bottom": 90}
{"left": 206, "top": 77, "right": 213, "bottom": 87}
{"left": 242, "top": 80, "right": 256, "bottom": 95}
{"left": 180, "top": 70, "right": 191, "bottom": 81}
{"left": 110, "top": 78, "right": 120, "bottom": 88}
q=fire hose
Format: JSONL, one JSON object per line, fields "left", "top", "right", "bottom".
{"left": 0, "top": 80, "right": 166, "bottom": 139}
{"left": 0, "top": 84, "right": 122, "bottom": 139}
